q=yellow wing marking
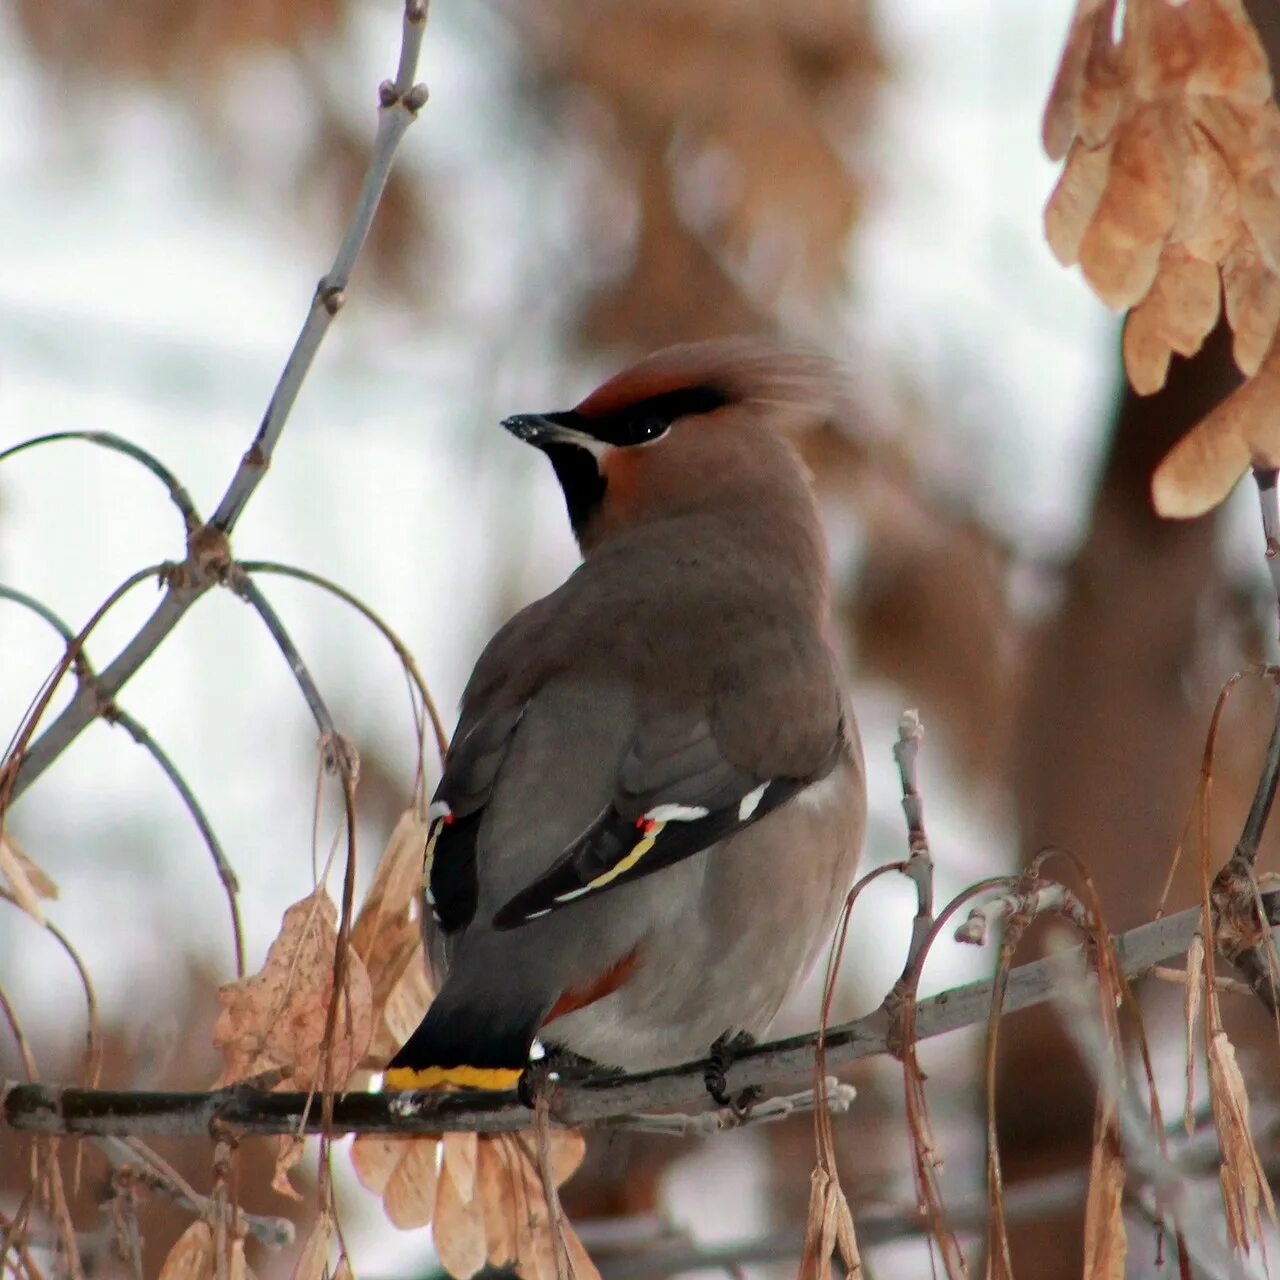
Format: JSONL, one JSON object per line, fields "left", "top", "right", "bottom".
{"left": 554, "top": 819, "right": 668, "bottom": 903}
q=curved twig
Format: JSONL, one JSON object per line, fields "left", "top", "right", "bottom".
{"left": 0, "top": 585, "right": 246, "bottom": 977}
{"left": 0, "top": 433, "right": 200, "bottom": 532}
{"left": 238, "top": 559, "right": 448, "bottom": 768}
{"left": 0, "top": 564, "right": 170, "bottom": 815}
{"left": 6, "top": 0, "right": 430, "bottom": 804}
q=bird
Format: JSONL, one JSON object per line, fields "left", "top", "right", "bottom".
{"left": 383, "top": 338, "right": 866, "bottom": 1097}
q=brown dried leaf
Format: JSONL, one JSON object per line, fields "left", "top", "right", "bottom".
{"left": 369, "top": 942, "right": 434, "bottom": 1061}
{"left": 1208, "top": 1025, "right": 1276, "bottom": 1250}
{"left": 477, "top": 1140, "right": 520, "bottom": 1267}
{"left": 1131, "top": 0, "right": 1197, "bottom": 101}
{"left": 1122, "top": 302, "right": 1173, "bottom": 395}
{"left": 563, "top": 1221, "right": 604, "bottom": 1280}
{"left": 0, "top": 831, "right": 57, "bottom": 925}
{"left": 443, "top": 1132, "right": 479, "bottom": 1202}
{"left": 1078, "top": 15, "right": 1125, "bottom": 148}
{"left": 158, "top": 1220, "right": 215, "bottom": 1280}
{"left": 291, "top": 1210, "right": 334, "bottom": 1280}
{"left": 272, "top": 1134, "right": 306, "bottom": 1201}
{"left": 351, "top": 809, "right": 428, "bottom": 963}
{"left": 1141, "top": 245, "right": 1220, "bottom": 361}
{"left": 1079, "top": 217, "right": 1163, "bottom": 309}
{"left": 545, "top": 1129, "right": 587, "bottom": 1187}
{"left": 1151, "top": 392, "right": 1251, "bottom": 516}
{"left": 1236, "top": 162, "right": 1280, "bottom": 276}
{"left": 212, "top": 889, "right": 373, "bottom": 1091}
{"left": 1082, "top": 1124, "right": 1127, "bottom": 1278}
{"left": 1185, "top": 0, "right": 1272, "bottom": 104}
{"left": 229, "top": 1237, "right": 254, "bottom": 1280}
{"left": 1222, "top": 232, "right": 1280, "bottom": 373}
{"left": 1043, "top": 0, "right": 1112, "bottom": 159}
{"left": 1094, "top": 105, "right": 1179, "bottom": 246}
{"left": 1045, "top": 138, "right": 1114, "bottom": 266}
{"left": 351, "top": 1134, "right": 407, "bottom": 1196}
{"left": 383, "top": 1136, "right": 440, "bottom": 1230}
{"left": 434, "top": 1155, "right": 489, "bottom": 1279}
{"left": 1173, "top": 127, "right": 1239, "bottom": 261}
{"left": 1184, "top": 933, "right": 1205, "bottom": 1135}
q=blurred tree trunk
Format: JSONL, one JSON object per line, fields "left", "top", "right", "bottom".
{"left": 996, "top": 324, "right": 1245, "bottom": 1276}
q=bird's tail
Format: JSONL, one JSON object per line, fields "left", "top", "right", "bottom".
{"left": 382, "top": 988, "right": 541, "bottom": 1091}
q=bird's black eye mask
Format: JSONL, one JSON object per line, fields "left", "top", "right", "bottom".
{"left": 542, "top": 383, "right": 731, "bottom": 539}
{"left": 551, "top": 383, "right": 732, "bottom": 448}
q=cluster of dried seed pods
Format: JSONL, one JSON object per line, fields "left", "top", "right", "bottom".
{"left": 1044, "top": 0, "right": 1280, "bottom": 395}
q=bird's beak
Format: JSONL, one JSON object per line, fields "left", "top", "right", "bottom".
{"left": 501, "top": 414, "right": 568, "bottom": 448}
{"left": 502, "top": 412, "right": 604, "bottom": 456}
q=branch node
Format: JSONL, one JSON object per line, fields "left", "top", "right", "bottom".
{"left": 402, "top": 83, "right": 430, "bottom": 113}
{"left": 377, "top": 79, "right": 399, "bottom": 109}
{"left": 187, "top": 524, "right": 233, "bottom": 583}
{"left": 318, "top": 282, "right": 346, "bottom": 316}
{"left": 405, "top": 0, "right": 427, "bottom": 24}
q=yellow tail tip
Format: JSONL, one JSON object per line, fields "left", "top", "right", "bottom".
{"left": 382, "top": 1064, "right": 523, "bottom": 1091}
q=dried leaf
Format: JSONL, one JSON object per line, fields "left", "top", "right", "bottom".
{"left": 1186, "top": 0, "right": 1272, "bottom": 104}
{"left": 351, "top": 810, "right": 428, "bottom": 964}
{"left": 477, "top": 1141, "right": 520, "bottom": 1267}
{"left": 545, "top": 1129, "right": 587, "bottom": 1188}
{"left": 562, "top": 1221, "right": 603, "bottom": 1280}
{"left": 1173, "top": 127, "right": 1239, "bottom": 262}
{"left": 1042, "top": 0, "right": 1112, "bottom": 159}
{"left": 158, "top": 1220, "right": 215, "bottom": 1280}
{"left": 0, "top": 831, "right": 57, "bottom": 925}
{"left": 443, "top": 1132, "right": 479, "bottom": 1201}
{"left": 1124, "top": 245, "right": 1220, "bottom": 391}
{"left": 291, "top": 1211, "right": 334, "bottom": 1280}
{"left": 383, "top": 1136, "right": 439, "bottom": 1230}
{"left": 369, "top": 943, "right": 434, "bottom": 1061}
{"left": 351, "top": 1134, "right": 407, "bottom": 1196}
{"left": 1207, "top": 1025, "right": 1276, "bottom": 1250}
{"left": 1046, "top": 138, "right": 1114, "bottom": 266}
{"left": 1082, "top": 1123, "right": 1127, "bottom": 1278}
{"left": 272, "top": 1134, "right": 306, "bottom": 1201}
{"left": 1079, "top": 217, "right": 1163, "bottom": 309}
{"left": 1184, "top": 933, "right": 1205, "bottom": 1135}
{"left": 1237, "top": 161, "right": 1280, "bottom": 277}
{"left": 434, "top": 1155, "right": 489, "bottom": 1279}
{"left": 1093, "top": 105, "right": 1179, "bottom": 247}
{"left": 212, "top": 889, "right": 373, "bottom": 1091}
{"left": 228, "top": 1237, "right": 254, "bottom": 1280}
{"left": 1078, "top": 14, "right": 1124, "bottom": 148}
{"left": 1222, "top": 232, "right": 1280, "bottom": 374}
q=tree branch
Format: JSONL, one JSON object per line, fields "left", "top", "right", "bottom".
{"left": 5, "top": 893, "right": 1274, "bottom": 1140}
{"left": 4, "top": 0, "right": 430, "bottom": 804}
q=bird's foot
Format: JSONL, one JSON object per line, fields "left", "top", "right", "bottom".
{"left": 518, "top": 1043, "right": 619, "bottom": 1107}
{"left": 704, "top": 1031, "right": 762, "bottom": 1115}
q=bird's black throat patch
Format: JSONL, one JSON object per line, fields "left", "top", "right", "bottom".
{"left": 543, "top": 441, "right": 607, "bottom": 541}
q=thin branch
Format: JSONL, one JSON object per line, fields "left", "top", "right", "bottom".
{"left": 0, "top": 433, "right": 200, "bottom": 533}
{"left": 238, "top": 559, "right": 448, "bottom": 767}
{"left": 6, "top": 0, "right": 429, "bottom": 802}
{"left": 0, "top": 586, "right": 244, "bottom": 977}
{"left": 1254, "top": 467, "right": 1280, "bottom": 632}
{"left": 6, "top": 892, "right": 1276, "bottom": 1139}
{"left": 229, "top": 576, "right": 343, "bottom": 745}
{"left": 208, "top": 2, "right": 430, "bottom": 534}
{"left": 92, "top": 1138, "right": 294, "bottom": 1250}
{"left": 892, "top": 708, "right": 934, "bottom": 977}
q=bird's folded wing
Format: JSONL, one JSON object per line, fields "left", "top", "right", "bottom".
{"left": 491, "top": 716, "right": 829, "bottom": 929}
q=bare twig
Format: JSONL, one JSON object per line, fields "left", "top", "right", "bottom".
{"left": 605, "top": 1080, "right": 856, "bottom": 1137}
{"left": 7, "top": 892, "right": 1272, "bottom": 1138}
{"left": 5, "top": 0, "right": 430, "bottom": 802}
{"left": 0, "top": 585, "right": 244, "bottom": 977}
{"left": 892, "top": 709, "right": 934, "bottom": 977}
{"left": 238, "top": 559, "right": 449, "bottom": 768}
{"left": 0, "top": 432, "right": 200, "bottom": 533}
{"left": 92, "top": 1137, "right": 294, "bottom": 1249}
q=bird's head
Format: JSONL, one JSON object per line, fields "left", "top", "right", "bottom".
{"left": 502, "top": 338, "right": 845, "bottom": 552}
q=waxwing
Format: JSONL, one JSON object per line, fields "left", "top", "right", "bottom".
{"left": 385, "top": 338, "right": 866, "bottom": 1094}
